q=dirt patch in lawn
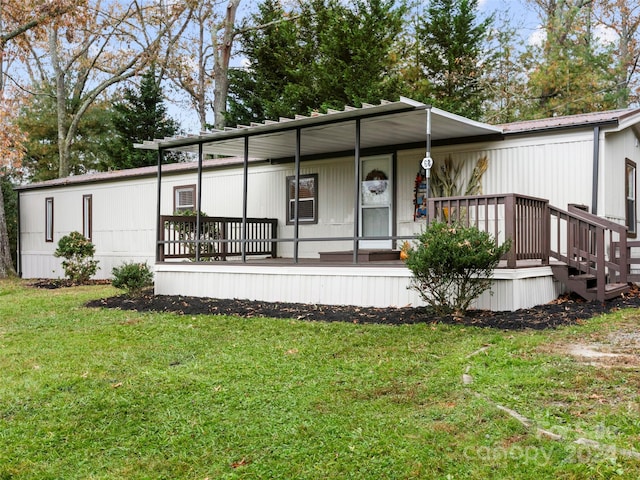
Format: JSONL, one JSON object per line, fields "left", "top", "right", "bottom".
{"left": 542, "top": 326, "right": 640, "bottom": 368}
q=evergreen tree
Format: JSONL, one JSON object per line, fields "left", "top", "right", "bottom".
{"left": 17, "top": 89, "right": 115, "bottom": 182}
{"left": 410, "top": 0, "right": 493, "bottom": 120}
{"left": 108, "top": 67, "right": 181, "bottom": 170}
{"left": 481, "top": 12, "right": 530, "bottom": 123}
{"left": 227, "top": 0, "right": 405, "bottom": 125}
{"left": 0, "top": 175, "right": 17, "bottom": 270}
{"left": 522, "top": 0, "right": 620, "bottom": 118}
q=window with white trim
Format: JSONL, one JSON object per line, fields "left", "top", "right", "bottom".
{"left": 626, "top": 159, "right": 637, "bottom": 237}
{"left": 286, "top": 174, "right": 318, "bottom": 225}
{"left": 45, "top": 197, "right": 54, "bottom": 242}
{"left": 174, "top": 185, "right": 196, "bottom": 212}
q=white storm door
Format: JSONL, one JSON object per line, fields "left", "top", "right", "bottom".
{"left": 360, "top": 155, "right": 393, "bottom": 249}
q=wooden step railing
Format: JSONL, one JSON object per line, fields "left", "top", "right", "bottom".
{"left": 548, "top": 204, "right": 627, "bottom": 301}
{"left": 612, "top": 239, "right": 640, "bottom": 283}
{"left": 159, "top": 215, "right": 278, "bottom": 261}
{"left": 428, "top": 194, "right": 630, "bottom": 302}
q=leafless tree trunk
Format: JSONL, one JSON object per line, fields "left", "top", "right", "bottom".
{"left": 212, "top": 0, "right": 240, "bottom": 130}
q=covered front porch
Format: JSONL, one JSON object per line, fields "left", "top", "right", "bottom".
{"left": 139, "top": 99, "right": 633, "bottom": 311}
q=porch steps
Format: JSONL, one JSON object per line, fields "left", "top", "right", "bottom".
{"left": 319, "top": 250, "right": 401, "bottom": 263}
{"left": 551, "top": 264, "right": 630, "bottom": 301}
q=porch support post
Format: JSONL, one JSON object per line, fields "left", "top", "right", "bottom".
{"left": 424, "top": 106, "right": 432, "bottom": 213}
{"left": 293, "top": 127, "right": 301, "bottom": 263}
{"left": 591, "top": 126, "right": 600, "bottom": 215}
{"left": 242, "top": 136, "right": 249, "bottom": 262}
{"left": 504, "top": 194, "right": 517, "bottom": 268}
{"left": 155, "top": 148, "right": 164, "bottom": 263}
{"left": 195, "top": 142, "right": 203, "bottom": 262}
{"left": 353, "top": 118, "right": 361, "bottom": 263}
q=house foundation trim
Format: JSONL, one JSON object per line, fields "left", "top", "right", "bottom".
{"left": 153, "top": 263, "right": 562, "bottom": 312}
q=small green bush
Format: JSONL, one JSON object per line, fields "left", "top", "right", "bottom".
{"left": 54, "top": 231, "right": 99, "bottom": 283}
{"left": 112, "top": 262, "right": 154, "bottom": 295}
{"left": 405, "top": 222, "right": 511, "bottom": 317}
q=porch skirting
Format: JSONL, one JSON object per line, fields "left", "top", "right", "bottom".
{"left": 154, "top": 263, "right": 565, "bottom": 312}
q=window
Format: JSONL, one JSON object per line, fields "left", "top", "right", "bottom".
{"left": 174, "top": 185, "right": 196, "bottom": 212}
{"left": 45, "top": 197, "right": 54, "bottom": 242}
{"left": 83, "top": 194, "right": 93, "bottom": 240}
{"left": 286, "top": 174, "right": 318, "bottom": 225}
{"left": 626, "top": 159, "right": 637, "bottom": 237}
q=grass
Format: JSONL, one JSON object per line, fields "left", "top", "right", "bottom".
{"left": 1, "top": 278, "right": 639, "bottom": 479}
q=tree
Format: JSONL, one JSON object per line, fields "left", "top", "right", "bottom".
{"left": 212, "top": 0, "right": 241, "bottom": 130}
{"left": 409, "top": 0, "right": 493, "bottom": 120}
{"left": 108, "top": 66, "right": 180, "bottom": 170}
{"left": 481, "top": 13, "right": 531, "bottom": 123}
{"left": 0, "top": 0, "right": 78, "bottom": 278}
{"left": 167, "top": 0, "right": 240, "bottom": 131}
{"left": 18, "top": 0, "right": 190, "bottom": 178}
{"left": 227, "top": 0, "right": 405, "bottom": 125}
{"left": 227, "top": 0, "right": 309, "bottom": 125}
{"left": 1, "top": 175, "right": 18, "bottom": 270}
{"left": 17, "top": 90, "right": 115, "bottom": 181}
{"left": 594, "top": 0, "right": 640, "bottom": 108}
{"left": 523, "top": 0, "right": 620, "bottom": 117}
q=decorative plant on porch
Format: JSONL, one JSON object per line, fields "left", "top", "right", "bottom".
{"left": 404, "top": 222, "right": 511, "bottom": 317}
{"left": 166, "top": 210, "right": 220, "bottom": 261}
{"left": 430, "top": 155, "right": 488, "bottom": 221}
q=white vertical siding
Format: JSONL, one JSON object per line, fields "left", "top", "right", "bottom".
{"left": 20, "top": 177, "right": 159, "bottom": 279}
{"left": 602, "top": 129, "right": 640, "bottom": 229}
{"left": 396, "top": 132, "right": 595, "bottom": 241}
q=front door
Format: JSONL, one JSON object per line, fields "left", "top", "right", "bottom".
{"left": 360, "top": 155, "right": 393, "bottom": 249}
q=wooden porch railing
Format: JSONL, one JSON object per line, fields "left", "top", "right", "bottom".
{"left": 549, "top": 205, "right": 627, "bottom": 288}
{"left": 159, "top": 215, "right": 278, "bottom": 261}
{"left": 427, "top": 193, "right": 550, "bottom": 268}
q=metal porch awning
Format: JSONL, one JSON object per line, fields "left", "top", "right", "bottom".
{"left": 135, "top": 97, "right": 503, "bottom": 159}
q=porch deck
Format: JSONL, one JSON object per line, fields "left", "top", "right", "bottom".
{"left": 155, "top": 193, "right": 634, "bottom": 310}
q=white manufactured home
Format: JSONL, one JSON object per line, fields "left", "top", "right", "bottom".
{"left": 16, "top": 99, "right": 640, "bottom": 311}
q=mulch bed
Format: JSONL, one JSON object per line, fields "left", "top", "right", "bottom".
{"left": 29, "top": 279, "right": 640, "bottom": 330}
{"left": 78, "top": 285, "right": 640, "bottom": 330}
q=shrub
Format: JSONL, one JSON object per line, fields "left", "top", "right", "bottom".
{"left": 54, "top": 231, "right": 99, "bottom": 283}
{"left": 405, "top": 222, "right": 511, "bottom": 317}
{"left": 112, "top": 262, "right": 154, "bottom": 295}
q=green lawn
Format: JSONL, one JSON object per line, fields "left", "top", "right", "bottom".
{"left": 1, "top": 279, "right": 639, "bottom": 479}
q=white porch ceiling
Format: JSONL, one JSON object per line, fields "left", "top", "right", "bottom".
{"left": 135, "top": 98, "right": 503, "bottom": 160}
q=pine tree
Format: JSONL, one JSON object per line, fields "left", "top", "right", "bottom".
{"left": 410, "top": 0, "right": 493, "bottom": 120}
{"left": 227, "top": 0, "right": 405, "bottom": 125}
{"left": 108, "top": 67, "right": 180, "bottom": 170}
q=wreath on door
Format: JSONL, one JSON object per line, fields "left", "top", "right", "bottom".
{"left": 365, "top": 169, "right": 388, "bottom": 195}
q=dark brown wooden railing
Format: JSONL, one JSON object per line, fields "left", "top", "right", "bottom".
{"left": 612, "top": 239, "right": 640, "bottom": 282}
{"left": 159, "top": 215, "right": 277, "bottom": 261}
{"left": 549, "top": 205, "right": 627, "bottom": 291}
{"left": 428, "top": 194, "right": 550, "bottom": 268}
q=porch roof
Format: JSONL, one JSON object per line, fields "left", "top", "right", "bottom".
{"left": 134, "top": 97, "right": 503, "bottom": 160}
